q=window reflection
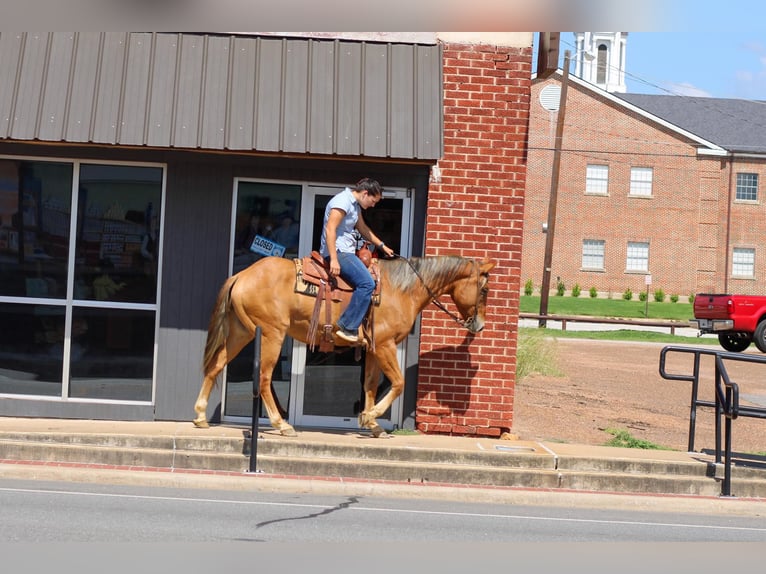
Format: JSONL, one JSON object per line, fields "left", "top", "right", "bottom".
{"left": 0, "top": 160, "right": 73, "bottom": 299}
{"left": 74, "top": 164, "right": 162, "bottom": 304}
{"left": 0, "top": 303, "right": 64, "bottom": 396}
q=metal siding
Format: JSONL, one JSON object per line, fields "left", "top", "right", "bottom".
{"left": 255, "top": 38, "right": 283, "bottom": 152}
{"left": 38, "top": 32, "right": 74, "bottom": 142}
{"left": 389, "top": 44, "right": 415, "bottom": 159}
{"left": 227, "top": 36, "right": 256, "bottom": 150}
{"left": 120, "top": 33, "right": 152, "bottom": 145}
{"left": 146, "top": 33, "right": 178, "bottom": 147}
{"left": 0, "top": 33, "right": 443, "bottom": 160}
{"left": 282, "top": 39, "right": 309, "bottom": 153}
{"left": 416, "top": 45, "right": 443, "bottom": 159}
{"left": 336, "top": 42, "right": 362, "bottom": 156}
{"left": 11, "top": 32, "right": 48, "bottom": 140}
{"left": 173, "top": 34, "right": 205, "bottom": 148}
{"left": 0, "top": 33, "right": 24, "bottom": 138}
{"left": 92, "top": 32, "right": 127, "bottom": 144}
{"left": 199, "top": 35, "right": 230, "bottom": 150}
{"left": 308, "top": 40, "right": 336, "bottom": 154}
{"left": 362, "top": 43, "right": 389, "bottom": 157}
{"left": 65, "top": 33, "right": 102, "bottom": 142}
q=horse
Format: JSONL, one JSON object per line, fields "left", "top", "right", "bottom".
{"left": 193, "top": 254, "right": 496, "bottom": 437}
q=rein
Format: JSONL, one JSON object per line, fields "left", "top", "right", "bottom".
{"left": 395, "top": 255, "right": 481, "bottom": 329}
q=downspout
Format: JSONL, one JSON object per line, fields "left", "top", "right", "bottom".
{"left": 723, "top": 154, "right": 734, "bottom": 293}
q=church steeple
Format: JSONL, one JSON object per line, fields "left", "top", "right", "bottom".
{"left": 573, "top": 32, "right": 627, "bottom": 93}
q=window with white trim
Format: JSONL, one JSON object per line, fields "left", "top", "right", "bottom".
{"left": 629, "top": 167, "right": 653, "bottom": 197}
{"left": 736, "top": 173, "right": 758, "bottom": 201}
{"left": 586, "top": 164, "right": 609, "bottom": 194}
{"left": 582, "top": 239, "right": 605, "bottom": 270}
{"left": 626, "top": 241, "right": 649, "bottom": 272}
{"left": 732, "top": 247, "right": 755, "bottom": 278}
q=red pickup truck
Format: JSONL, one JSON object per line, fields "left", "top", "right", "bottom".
{"left": 691, "top": 293, "right": 766, "bottom": 352}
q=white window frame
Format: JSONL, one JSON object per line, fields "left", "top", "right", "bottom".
{"left": 626, "top": 241, "right": 649, "bottom": 272}
{"left": 735, "top": 173, "right": 758, "bottom": 202}
{"left": 732, "top": 247, "right": 755, "bottom": 278}
{"left": 586, "top": 164, "right": 609, "bottom": 195}
{"left": 629, "top": 167, "right": 653, "bottom": 197}
{"left": 582, "top": 239, "right": 605, "bottom": 270}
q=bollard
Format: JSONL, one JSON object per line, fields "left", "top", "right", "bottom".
{"left": 249, "top": 326, "right": 262, "bottom": 473}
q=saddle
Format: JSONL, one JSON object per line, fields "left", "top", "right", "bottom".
{"left": 295, "top": 251, "right": 381, "bottom": 352}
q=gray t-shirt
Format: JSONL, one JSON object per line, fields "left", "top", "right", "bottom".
{"left": 319, "top": 187, "right": 359, "bottom": 257}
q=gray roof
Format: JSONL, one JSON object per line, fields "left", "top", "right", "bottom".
{"left": 0, "top": 32, "right": 443, "bottom": 160}
{"left": 617, "top": 93, "right": 766, "bottom": 155}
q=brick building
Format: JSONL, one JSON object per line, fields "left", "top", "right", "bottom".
{"left": 0, "top": 32, "right": 531, "bottom": 437}
{"left": 523, "top": 70, "right": 766, "bottom": 301}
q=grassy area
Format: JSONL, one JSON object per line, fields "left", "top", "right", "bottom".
{"left": 520, "top": 295, "right": 693, "bottom": 321}
{"left": 519, "top": 327, "right": 719, "bottom": 346}
{"left": 603, "top": 428, "right": 672, "bottom": 450}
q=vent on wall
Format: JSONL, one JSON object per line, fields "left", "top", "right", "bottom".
{"left": 539, "top": 84, "right": 561, "bottom": 112}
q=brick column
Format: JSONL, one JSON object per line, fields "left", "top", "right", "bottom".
{"left": 416, "top": 42, "right": 531, "bottom": 437}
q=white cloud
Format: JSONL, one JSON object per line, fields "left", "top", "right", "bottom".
{"left": 662, "top": 82, "right": 712, "bottom": 97}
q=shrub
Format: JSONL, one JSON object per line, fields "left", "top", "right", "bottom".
{"left": 571, "top": 283, "right": 581, "bottom": 298}
{"left": 622, "top": 288, "right": 633, "bottom": 301}
{"left": 670, "top": 293, "right": 679, "bottom": 303}
{"left": 589, "top": 286, "right": 598, "bottom": 298}
{"left": 556, "top": 280, "right": 565, "bottom": 296}
{"left": 638, "top": 291, "right": 647, "bottom": 302}
{"left": 689, "top": 292, "right": 695, "bottom": 304}
{"left": 653, "top": 288, "right": 665, "bottom": 302}
{"left": 524, "top": 278, "right": 534, "bottom": 296}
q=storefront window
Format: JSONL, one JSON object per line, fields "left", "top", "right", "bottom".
{"left": 0, "top": 158, "right": 163, "bottom": 402}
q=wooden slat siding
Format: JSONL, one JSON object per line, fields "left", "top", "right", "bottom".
{"left": 199, "top": 35, "right": 229, "bottom": 150}
{"left": 309, "top": 40, "right": 335, "bottom": 155}
{"left": 390, "top": 44, "right": 415, "bottom": 159}
{"left": 173, "top": 34, "right": 204, "bottom": 149}
{"left": 146, "top": 33, "right": 178, "bottom": 148}
{"left": 254, "top": 37, "right": 283, "bottom": 152}
{"left": 38, "top": 32, "right": 74, "bottom": 142}
{"left": 362, "top": 43, "right": 388, "bottom": 157}
{"left": 154, "top": 161, "right": 233, "bottom": 421}
{"left": 92, "top": 33, "right": 127, "bottom": 144}
{"left": 65, "top": 33, "right": 101, "bottom": 143}
{"left": 336, "top": 41, "right": 362, "bottom": 156}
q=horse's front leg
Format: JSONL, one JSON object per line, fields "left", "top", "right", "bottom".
{"left": 258, "top": 330, "right": 297, "bottom": 437}
{"left": 359, "top": 341, "right": 403, "bottom": 438}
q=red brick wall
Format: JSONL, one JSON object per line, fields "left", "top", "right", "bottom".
{"left": 415, "top": 42, "right": 531, "bottom": 437}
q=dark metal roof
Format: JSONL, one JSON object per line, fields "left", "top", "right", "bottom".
{"left": 617, "top": 93, "right": 766, "bottom": 155}
{"left": 0, "top": 32, "right": 443, "bottom": 160}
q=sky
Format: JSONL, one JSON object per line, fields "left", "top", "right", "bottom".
{"left": 553, "top": 29, "right": 766, "bottom": 101}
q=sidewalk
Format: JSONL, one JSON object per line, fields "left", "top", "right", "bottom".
{"left": 1, "top": 416, "right": 765, "bottom": 515}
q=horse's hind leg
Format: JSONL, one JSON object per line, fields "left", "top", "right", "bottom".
{"left": 257, "top": 328, "right": 296, "bottom": 437}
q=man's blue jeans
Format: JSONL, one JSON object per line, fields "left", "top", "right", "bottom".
{"left": 332, "top": 251, "right": 375, "bottom": 332}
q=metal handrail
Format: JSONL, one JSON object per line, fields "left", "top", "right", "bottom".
{"left": 658, "top": 345, "right": 766, "bottom": 496}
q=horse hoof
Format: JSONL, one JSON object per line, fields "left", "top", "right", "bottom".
{"left": 370, "top": 425, "right": 390, "bottom": 438}
{"left": 279, "top": 425, "right": 297, "bottom": 437}
{"left": 192, "top": 418, "right": 209, "bottom": 429}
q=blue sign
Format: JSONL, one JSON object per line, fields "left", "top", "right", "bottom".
{"left": 250, "top": 234, "right": 286, "bottom": 257}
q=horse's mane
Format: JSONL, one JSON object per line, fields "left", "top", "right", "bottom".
{"left": 382, "top": 256, "right": 469, "bottom": 292}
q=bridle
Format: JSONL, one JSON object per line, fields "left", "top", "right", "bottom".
{"left": 398, "top": 256, "right": 488, "bottom": 331}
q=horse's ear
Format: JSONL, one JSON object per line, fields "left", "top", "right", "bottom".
{"left": 480, "top": 260, "right": 496, "bottom": 273}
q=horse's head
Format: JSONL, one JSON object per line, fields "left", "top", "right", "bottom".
{"left": 449, "top": 259, "right": 496, "bottom": 334}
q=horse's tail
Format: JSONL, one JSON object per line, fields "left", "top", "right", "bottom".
{"left": 202, "top": 275, "right": 238, "bottom": 376}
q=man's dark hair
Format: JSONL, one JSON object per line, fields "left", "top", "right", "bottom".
{"left": 354, "top": 177, "right": 382, "bottom": 197}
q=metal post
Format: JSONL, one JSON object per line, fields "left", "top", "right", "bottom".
{"left": 539, "top": 50, "right": 571, "bottom": 328}
{"left": 249, "top": 326, "right": 262, "bottom": 473}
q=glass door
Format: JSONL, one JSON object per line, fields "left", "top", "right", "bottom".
{"left": 292, "top": 185, "right": 412, "bottom": 430}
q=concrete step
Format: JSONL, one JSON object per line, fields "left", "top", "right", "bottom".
{"left": 2, "top": 429, "right": 765, "bottom": 498}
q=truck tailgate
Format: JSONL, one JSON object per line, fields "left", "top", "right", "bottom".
{"left": 694, "top": 293, "right": 731, "bottom": 319}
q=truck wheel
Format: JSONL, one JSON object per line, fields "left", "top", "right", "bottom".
{"left": 754, "top": 322, "right": 766, "bottom": 353}
{"left": 718, "top": 332, "right": 752, "bottom": 352}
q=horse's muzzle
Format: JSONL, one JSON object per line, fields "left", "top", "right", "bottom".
{"left": 465, "top": 316, "right": 485, "bottom": 334}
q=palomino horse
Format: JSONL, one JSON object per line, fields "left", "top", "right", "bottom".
{"left": 193, "top": 255, "right": 496, "bottom": 437}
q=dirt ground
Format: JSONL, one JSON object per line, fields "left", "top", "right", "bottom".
{"left": 511, "top": 338, "right": 766, "bottom": 454}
